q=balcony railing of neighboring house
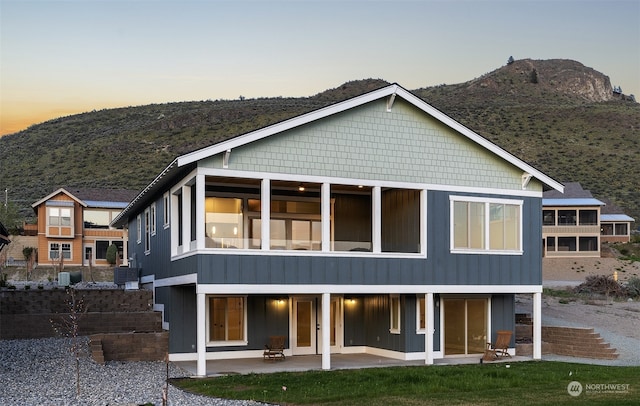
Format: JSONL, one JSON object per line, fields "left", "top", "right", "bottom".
{"left": 542, "top": 225, "right": 601, "bottom": 235}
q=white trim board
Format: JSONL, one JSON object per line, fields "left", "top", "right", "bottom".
{"left": 196, "top": 284, "right": 542, "bottom": 295}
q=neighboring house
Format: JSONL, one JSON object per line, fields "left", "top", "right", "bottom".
{"left": 599, "top": 198, "right": 635, "bottom": 243}
{"left": 112, "top": 84, "right": 563, "bottom": 376}
{"left": 542, "top": 183, "right": 603, "bottom": 258}
{"left": 542, "top": 183, "right": 635, "bottom": 256}
{"left": 32, "top": 188, "right": 137, "bottom": 267}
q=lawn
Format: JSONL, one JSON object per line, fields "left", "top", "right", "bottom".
{"left": 171, "top": 361, "right": 638, "bottom": 405}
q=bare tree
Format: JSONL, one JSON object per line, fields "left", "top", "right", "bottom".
{"left": 51, "top": 288, "right": 87, "bottom": 397}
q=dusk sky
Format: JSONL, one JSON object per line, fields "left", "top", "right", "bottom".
{"left": 1, "top": 0, "right": 639, "bottom": 136}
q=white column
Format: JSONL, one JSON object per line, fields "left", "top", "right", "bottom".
{"left": 425, "top": 292, "right": 434, "bottom": 365}
{"left": 261, "top": 179, "right": 270, "bottom": 250}
{"left": 533, "top": 291, "right": 542, "bottom": 360}
{"left": 321, "top": 293, "right": 331, "bottom": 370}
{"left": 195, "top": 174, "right": 205, "bottom": 250}
{"left": 372, "top": 186, "right": 381, "bottom": 253}
{"left": 196, "top": 292, "right": 207, "bottom": 376}
{"left": 321, "top": 183, "right": 330, "bottom": 252}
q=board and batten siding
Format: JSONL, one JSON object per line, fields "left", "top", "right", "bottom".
{"left": 162, "top": 190, "right": 543, "bottom": 287}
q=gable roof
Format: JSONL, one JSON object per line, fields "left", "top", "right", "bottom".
{"left": 112, "top": 83, "right": 563, "bottom": 227}
{"left": 32, "top": 187, "right": 138, "bottom": 210}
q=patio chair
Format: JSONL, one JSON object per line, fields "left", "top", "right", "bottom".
{"left": 482, "top": 330, "right": 512, "bottom": 362}
{"left": 263, "top": 335, "right": 286, "bottom": 361}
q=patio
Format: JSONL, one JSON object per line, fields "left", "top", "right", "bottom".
{"left": 174, "top": 353, "right": 530, "bottom": 377}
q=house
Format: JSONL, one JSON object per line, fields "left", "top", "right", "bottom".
{"left": 32, "top": 188, "right": 138, "bottom": 267}
{"left": 542, "top": 183, "right": 635, "bottom": 256}
{"left": 599, "top": 198, "right": 635, "bottom": 243}
{"left": 112, "top": 84, "right": 563, "bottom": 376}
{"left": 542, "top": 183, "right": 603, "bottom": 257}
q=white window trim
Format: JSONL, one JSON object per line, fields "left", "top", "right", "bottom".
{"left": 49, "top": 242, "right": 72, "bottom": 260}
{"left": 150, "top": 203, "right": 157, "bottom": 236}
{"left": 389, "top": 294, "right": 401, "bottom": 334}
{"left": 163, "top": 192, "right": 170, "bottom": 229}
{"left": 449, "top": 195, "right": 523, "bottom": 255}
{"left": 205, "top": 295, "right": 248, "bottom": 347}
{"left": 136, "top": 214, "right": 142, "bottom": 244}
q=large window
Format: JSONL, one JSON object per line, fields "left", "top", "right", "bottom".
{"left": 83, "top": 209, "right": 121, "bottom": 229}
{"left": 451, "top": 196, "right": 522, "bottom": 253}
{"left": 208, "top": 296, "right": 246, "bottom": 344}
{"left": 95, "top": 240, "right": 123, "bottom": 260}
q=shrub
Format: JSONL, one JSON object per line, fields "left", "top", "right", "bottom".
{"left": 626, "top": 277, "right": 640, "bottom": 298}
{"left": 106, "top": 244, "right": 118, "bottom": 265}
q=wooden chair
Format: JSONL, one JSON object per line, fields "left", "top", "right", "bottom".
{"left": 482, "top": 330, "right": 512, "bottom": 362}
{"left": 263, "top": 335, "right": 286, "bottom": 361}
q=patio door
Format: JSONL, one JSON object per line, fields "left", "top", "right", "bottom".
{"left": 443, "top": 298, "right": 488, "bottom": 356}
{"left": 291, "top": 296, "right": 342, "bottom": 355}
{"left": 292, "top": 297, "right": 317, "bottom": 355}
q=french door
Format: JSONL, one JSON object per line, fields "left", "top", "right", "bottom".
{"left": 291, "top": 296, "right": 342, "bottom": 355}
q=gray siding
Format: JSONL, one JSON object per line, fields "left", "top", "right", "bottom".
{"left": 168, "top": 285, "right": 197, "bottom": 353}
{"left": 164, "top": 190, "right": 543, "bottom": 287}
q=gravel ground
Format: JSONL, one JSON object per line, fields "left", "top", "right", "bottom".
{"left": 0, "top": 337, "right": 265, "bottom": 406}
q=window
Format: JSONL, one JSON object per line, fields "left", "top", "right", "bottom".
{"left": 579, "top": 237, "right": 598, "bottom": 251}
{"left": 208, "top": 296, "right": 246, "bottom": 344}
{"left": 144, "top": 208, "right": 150, "bottom": 253}
{"left": 615, "top": 223, "right": 628, "bottom": 236}
{"left": 84, "top": 209, "right": 121, "bottom": 229}
{"left": 417, "top": 296, "right": 426, "bottom": 333}
{"left": 150, "top": 203, "right": 156, "bottom": 236}
{"left": 249, "top": 198, "right": 322, "bottom": 251}
{"left": 557, "top": 237, "right": 576, "bottom": 251}
{"left": 136, "top": 215, "right": 141, "bottom": 244}
{"left": 579, "top": 210, "right": 597, "bottom": 226}
{"left": 163, "top": 193, "right": 170, "bottom": 228}
{"left": 48, "top": 207, "right": 72, "bottom": 226}
{"left": 96, "top": 241, "right": 109, "bottom": 259}
{"left": 546, "top": 236, "right": 556, "bottom": 251}
{"left": 205, "top": 197, "right": 243, "bottom": 248}
{"left": 601, "top": 224, "right": 614, "bottom": 236}
{"left": 49, "top": 242, "right": 71, "bottom": 260}
{"left": 542, "top": 210, "right": 555, "bottom": 226}
{"left": 451, "top": 196, "right": 522, "bottom": 253}
{"left": 389, "top": 295, "right": 401, "bottom": 334}
{"left": 95, "top": 240, "right": 123, "bottom": 260}
{"left": 558, "top": 210, "right": 576, "bottom": 225}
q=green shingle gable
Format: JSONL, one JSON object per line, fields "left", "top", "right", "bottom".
{"left": 199, "top": 98, "right": 534, "bottom": 191}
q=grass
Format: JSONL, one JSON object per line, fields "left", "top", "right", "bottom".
{"left": 170, "top": 361, "right": 639, "bottom": 405}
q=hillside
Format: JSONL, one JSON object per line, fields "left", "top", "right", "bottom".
{"left": 0, "top": 59, "right": 638, "bottom": 226}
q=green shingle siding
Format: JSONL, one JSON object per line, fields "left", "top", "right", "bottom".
{"left": 199, "top": 99, "right": 531, "bottom": 191}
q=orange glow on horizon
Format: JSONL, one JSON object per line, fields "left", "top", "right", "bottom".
{"left": 0, "top": 105, "right": 118, "bottom": 137}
